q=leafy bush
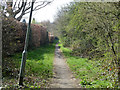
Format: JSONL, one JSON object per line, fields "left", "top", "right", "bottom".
{"left": 2, "top": 17, "right": 27, "bottom": 57}
{"left": 58, "top": 43, "right": 118, "bottom": 88}
{"left": 2, "top": 17, "right": 54, "bottom": 57}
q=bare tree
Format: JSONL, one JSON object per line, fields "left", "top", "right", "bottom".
{"left": 4, "top": 0, "right": 54, "bottom": 21}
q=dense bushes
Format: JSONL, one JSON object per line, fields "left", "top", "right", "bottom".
{"left": 31, "top": 24, "right": 48, "bottom": 47}
{"left": 2, "top": 17, "right": 27, "bottom": 57}
{"left": 53, "top": 2, "right": 119, "bottom": 87}
{"left": 2, "top": 17, "right": 54, "bottom": 57}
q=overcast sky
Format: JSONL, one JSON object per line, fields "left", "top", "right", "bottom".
{"left": 22, "top": 0, "right": 74, "bottom": 23}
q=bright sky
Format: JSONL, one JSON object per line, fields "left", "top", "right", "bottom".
{"left": 22, "top": 0, "right": 74, "bottom": 23}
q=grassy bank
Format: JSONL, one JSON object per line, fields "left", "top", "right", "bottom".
{"left": 3, "top": 42, "right": 57, "bottom": 88}
{"left": 58, "top": 43, "right": 115, "bottom": 88}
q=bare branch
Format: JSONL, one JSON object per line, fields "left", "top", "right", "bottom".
{"left": 33, "top": 2, "right": 46, "bottom": 10}
{"left": 16, "top": 12, "right": 25, "bottom": 21}
{"left": 22, "top": 0, "right": 27, "bottom": 12}
{"left": 13, "top": 0, "right": 25, "bottom": 17}
{"left": 25, "top": 6, "right": 31, "bottom": 12}
{"left": 24, "top": 2, "right": 50, "bottom": 15}
{"left": 24, "top": 0, "right": 54, "bottom": 15}
{"left": 25, "top": 1, "right": 31, "bottom": 7}
{"left": 13, "top": 0, "right": 17, "bottom": 10}
{"left": 18, "top": 0, "right": 22, "bottom": 9}
{"left": 33, "top": 2, "right": 51, "bottom": 11}
{"left": 7, "top": 0, "right": 54, "bottom": 21}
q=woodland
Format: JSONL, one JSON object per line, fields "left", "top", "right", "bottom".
{"left": 52, "top": 2, "right": 120, "bottom": 88}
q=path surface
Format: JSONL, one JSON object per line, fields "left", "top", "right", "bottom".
{"left": 50, "top": 44, "right": 80, "bottom": 88}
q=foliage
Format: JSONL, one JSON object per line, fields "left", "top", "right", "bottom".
{"left": 2, "top": 17, "right": 51, "bottom": 57}
{"left": 58, "top": 43, "right": 117, "bottom": 88}
{"left": 2, "top": 17, "right": 55, "bottom": 88}
{"left": 2, "top": 42, "right": 56, "bottom": 88}
{"left": 55, "top": 2, "right": 119, "bottom": 88}
{"left": 2, "top": 17, "right": 27, "bottom": 57}
{"left": 31, "top": 24, "right": 48, "bottom": 47}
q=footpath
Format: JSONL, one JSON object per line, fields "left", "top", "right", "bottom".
{"left": 50, "top": 44, "right": 80, "bottom": 88}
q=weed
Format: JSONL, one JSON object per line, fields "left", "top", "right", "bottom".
{"left": 3, "top": 41, "right": 57, "bottom": 88}
{"left": 58, "top": 43, "right": 115, "bottom": 88}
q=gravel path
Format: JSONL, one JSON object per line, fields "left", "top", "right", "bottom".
{"left": 50, "top": 44, "right": 80, "bottom": 88}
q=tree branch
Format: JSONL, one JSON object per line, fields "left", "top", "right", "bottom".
{"left": 33, "top": 2, "right": 46, "bottom": 10}
{"left": 13, "top": 0, "right": 25, "bottom": 17}
{"left": 18, "top": 0, "right": 22, "bottom": 9}
{"left": 24, "top": 1, "right": 52, "bottom": 15}
{"left": 33, "top": 2, "right": 51, "bottom": 11}
{"left": 13, "top": 0, "right": 17, "bottom": 11}
{"left": 8, "top": 0, "right": 54, "bottom": 21}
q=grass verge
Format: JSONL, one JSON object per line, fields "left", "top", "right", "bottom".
{"left": 3, "top": 41, "right": 57, "bottom": 88}
{"left": 58, "top": 43, "right": 115, "bottom": 88}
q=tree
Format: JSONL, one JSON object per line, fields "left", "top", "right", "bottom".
{"left": 3, "top": 0, "right": 54, "bottom": 21}
{"left": 40, "top": 20, "right": 54, "bottom": 33}
{"left": 53, "top": 2, "right": 119, "bottom": 87}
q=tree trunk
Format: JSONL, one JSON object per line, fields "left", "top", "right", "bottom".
{"left": 108, "top": 32, "right": 118, "bottom": 68}
{"left": 108, "top": 32, "right": 116, "bottom": 56}
{"left": 16, "top": 15, "right": 24, "bottom": 21}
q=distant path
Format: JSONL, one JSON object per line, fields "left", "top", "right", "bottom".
{"left": 50, "top": 44, "right": 80, "bottom": 88}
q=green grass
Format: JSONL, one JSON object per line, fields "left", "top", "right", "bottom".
{"left": 3, "top": 41, "right": 57, "bottom": 88}
{"left": 58, "top": 43, "right": 115, "bottom": 88}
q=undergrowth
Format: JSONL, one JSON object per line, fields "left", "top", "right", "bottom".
{"left": 58, "top": 43, "right": 117, "bottom": 88}
{"left": 2, "top": 41, "right": 57, "bottom": 88}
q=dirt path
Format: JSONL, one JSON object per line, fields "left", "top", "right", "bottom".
{"left": 50, "top": 44, "right": 80, "bottom": 88}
